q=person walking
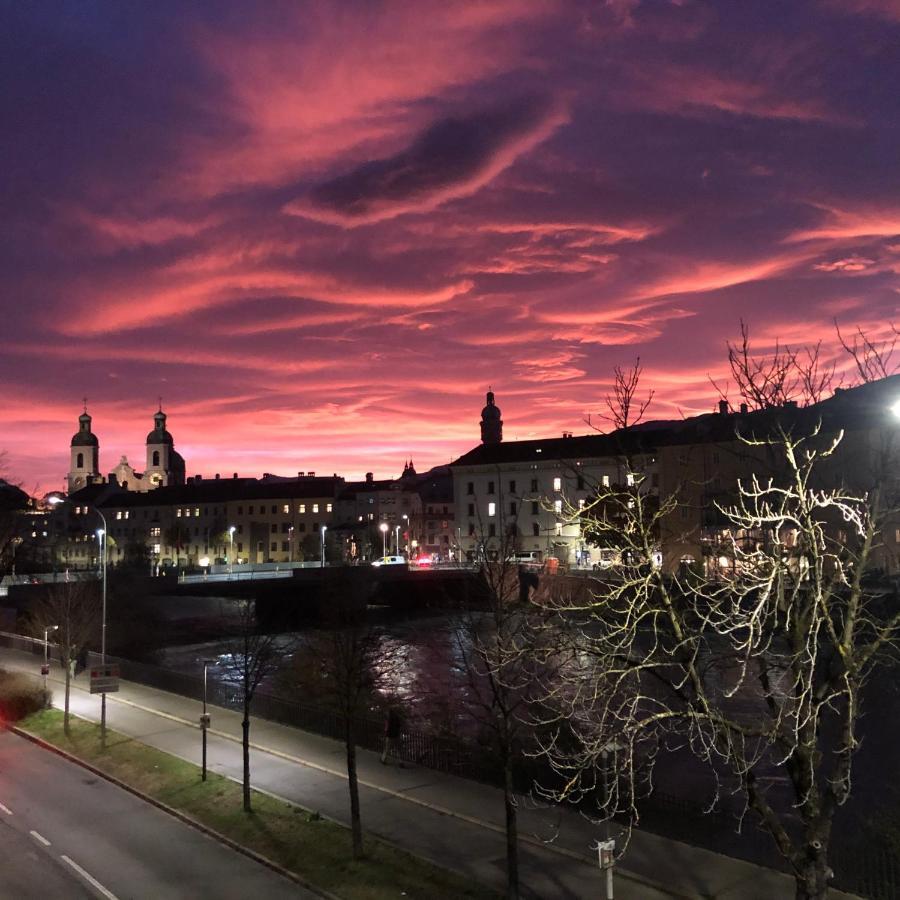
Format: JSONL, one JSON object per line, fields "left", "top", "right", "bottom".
{"left": 381, "top": 706, "right": 403, "bottom": 765}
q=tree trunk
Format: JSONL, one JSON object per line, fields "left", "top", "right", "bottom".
{"left": 63, "top": 660, "right": 71, "bottom": 737}
{"left": 345, "top": 719, "right": 363, "bottom": 860}
{"left": 242, "top": 707, "right": 251, "bottom": 812}
{"left": 794, "top": 844, "right": 830, "bottom": 900}
{"left": 503, "top": 747, "right": 520, "bottom": 900}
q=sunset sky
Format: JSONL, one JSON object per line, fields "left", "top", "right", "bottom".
{"left": 3, "top": 0, "right": 899, "bottom": 494}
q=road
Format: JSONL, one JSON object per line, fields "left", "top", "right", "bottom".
{"left": 0, "top": 730, "right": 315, "bottom": 900}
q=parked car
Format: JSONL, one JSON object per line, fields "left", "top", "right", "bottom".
{"left": 371, "top": 555, "right": 406, "bottom": 567}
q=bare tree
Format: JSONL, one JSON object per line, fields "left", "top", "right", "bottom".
{"left": 304, "top": 569, "right": 396, "bottom": 859}
{"left": 537, "top": 419, "right": 900, "bottom": 899}
{"left": 835, "top": 321, "right": 899, "bottom": 384}
{"left": 589, "top": 357, "right": 655, "bottom": 432}
{"left": 220, "top": 598, "right": 284, "bottom": 812}
{"left": 28, "top": 582, "right": 102, "bottom": 736}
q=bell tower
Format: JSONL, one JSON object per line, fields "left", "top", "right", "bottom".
{"left": 480, "top": 390, "right": 503, "bottom": 444}
{"left": 67, "top": 402, "right": 101, "bottom": 493}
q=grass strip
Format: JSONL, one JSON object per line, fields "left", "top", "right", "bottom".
{"left": 20, "top": 709, "right": 498, "bottom": 900}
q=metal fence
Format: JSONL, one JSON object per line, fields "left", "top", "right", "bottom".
{"left": 1, "top": 629, "right": 895, "bottom": 896}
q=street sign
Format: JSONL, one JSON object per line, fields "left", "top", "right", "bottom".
{"left": 40, "top": 664, "right": 50, "bottom": 676}
{"left": 89, "top": 664, "right": 120, "bottom": 694}
{"left": 199, "top": 713, "right": 211, "bottom": 729}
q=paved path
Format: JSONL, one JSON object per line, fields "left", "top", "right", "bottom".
{"left": 0, "top": 647, "right": 848, "bottom": 899}
{"left": 0, "top": 729, "right": 312, "bottom": 900}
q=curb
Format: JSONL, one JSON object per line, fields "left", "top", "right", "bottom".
{"left": 11, "top": 724, "right": 338, "bottom": 900}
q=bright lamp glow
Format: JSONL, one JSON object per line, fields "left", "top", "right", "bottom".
{"left": 891, "top": 398, "right": 900, "bottom": 419}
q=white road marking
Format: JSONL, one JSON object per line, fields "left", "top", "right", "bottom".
{"left": 0, "top": 802, "right": 12, "bottom": 815}
{"left": 30, "top": 829, "right": 51, "bottom": 846}
{"left": 61, "top": 855, "right": 119, "bottom": 900}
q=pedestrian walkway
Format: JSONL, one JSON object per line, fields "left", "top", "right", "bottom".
{"left": 0, "top": 647, "right": 847, "bottom": 899}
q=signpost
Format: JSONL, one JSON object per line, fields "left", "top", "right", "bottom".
{"left": 89, "top": 664, "right": 120, "bottom": 695}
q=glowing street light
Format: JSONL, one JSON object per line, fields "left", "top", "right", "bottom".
{"left": 379, "top": 522, "right": 388, "bottom": 558}
{"left": 320, "top": 525, "right": 327, "bottom": 568}
{"left": 228, "top": 526, "right": 236, "bottom": 577}
{"left": 43, "top": 625, "right": 58, "bottom": 690}
{"left": 394, "top": 525, "right": 400, "bottom": 556}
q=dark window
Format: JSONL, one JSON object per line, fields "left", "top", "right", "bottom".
{"left": 271, "top": 505, "right": 277, "bottom": 514}
{"left": 530, "top": 478, "right": 538, "bottom": 492}
{"left": 532, "top": 522, "right": 540, "bottom": 536}
{"left": 237, "top": 506, "right": 243, "bottom": 515}
{"left": 509, "top": 502, "right": 517, "bottom": 516}
{"left": 281, "top": 541, "right": 289, "bottom": 552}
{"left": 652, "top": 473, "right": 659, "bottom": 488}
{"left": 299, "top": 523, "right": 307, "bottom": 532}
{"left": 271, "top": 523, "right": 277, "bottom": 533}
{"left": 237, "top": 525, "right": 243, "bottom": 534}
{"left": 249, "top": 505, "right": 254, "bottom": 515}
{"left": 312, "top": 522, "right": 318, "bottom": 532}
{"left": 281, "top": 522, "right": 290, "bottom": 533}
{"left": 76, "top": 452, "right": 84, "bottom": 468}
{"left": 488, "top": 524, "right": 496, "bottom": 537}
{"left": 531, "top": 501, "right": 539, "bottom": 515}
{"left": 152, "top": 450, "right": 160, "bottom": 467}
{"left": 270, "top": 541, "right": 277, "bottom": 552}
{"left": 237, "top": 542, "right": 243, "bottom": 552}
{"left": 468, "top": 523, "right": 475, "bottom": 536}
{"left": 487, "top": 481, "right": 495, "bottom": 494}
{"left": 509, "top": 480, "right": 516, "bottom": 493}
{"left": 577, "top": 475, "right": 585, "bottom": 490}
{"left": 468, "top": 503, "right": 475, "bottom": 516}
{"left": 467, "top": 482, "right": 474, "bottom": 495}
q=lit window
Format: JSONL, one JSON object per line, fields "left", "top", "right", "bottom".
{"left": 116, "top": 511, "right": 122, "bottom": 520}
{"left": 194, "top": 508, "right": 200, "bottom": 517}
{"left": 554, "top": 499, "right": 562, "bottom": 514}
{"left": 313, "top": 503, "right": 319, "bottom": 513}
{"left": 578, "top": 499, "right": 585, "bottom": 509}
{"left": 488, "top": 502, "right": 496, "bottom": 517}
{"left": 601, "top": 475, "right": 610, "bottom": 488}
{"left": 553, "top": 477, "right": 562, "bottom": 492}
{"left": 152, "top": 543, "right": 160, "bottom": 554}
{"left": 150, "top": 527, "right": 160, "bottom": 538}
{"left": 299, "top": 504, "right": 306, "bottom": 514}
{"left": 283, "top": 504, "right": 290, "bottom": 514}
{"left": 326, "top": 503, "right": 332, "bottom": 512}
{"left": 177, "top": 508, "right": 182, "bottom": 518}
{"left": 626, "top": 473, "right": 635, "bottom": 487}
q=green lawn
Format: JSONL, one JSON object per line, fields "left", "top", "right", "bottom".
{"left": 20, "top": 709, "right": 498, "bottom": 900}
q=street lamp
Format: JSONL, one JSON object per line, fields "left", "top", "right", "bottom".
{"left": 379, "top": 522, "right": 388, "bottom": 558}
{"left": 320, "top": 525, "right": 327, "bottom": 568}
{"left": 42, "top": 625, "right": 58, "bottom": 690}
{"left": 94, "top": 512, "right": 109, "bottom": 747}
{"left": 288, "top": 525, "right": 294, "bottom": 563}
{"left": 394, "top": 525, "right": 400, "bottom": 556}
{"left": 200, "top": 658, "right": 215, "bottom": 781}
{"left": 228, "top": 526, "right": 236, "bottom": 576}
{"left": 402, "top": 514, "right": 410, "bottom": 557}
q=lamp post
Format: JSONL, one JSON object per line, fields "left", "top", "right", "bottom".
{"left": 402, "top": 514, "right": 410, "bottom": 557}
{"left": 288, "top": 526, "right": 294, "bottom": 563}
{"left": 228, "top": 526, "right": 236, "bottom": 577}
{"left": 394, "top": 525, "right": 400, "bottom": 556}
{"left": 94, "top": 510, "right": 109, "bottom": 747}
{"left": 379, "top": 522, "right": 388, "bottom": 558}
{"left": 320, "top": 525, "right": 327, "bottom": 568}
{"left": 43, "top": 625, "right": 58, "bottom": 690}
{"left": 201, "top": 658, "right": 215, "bottom": 781}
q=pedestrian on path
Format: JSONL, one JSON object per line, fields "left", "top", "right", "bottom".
{"left": 381, "top": 706, "right": 404, "bottom": 765}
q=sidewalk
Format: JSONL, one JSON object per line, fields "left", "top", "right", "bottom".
{"left": 0, "top": 646, "right": 838, "bottom": 899}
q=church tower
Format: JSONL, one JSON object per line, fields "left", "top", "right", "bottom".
{"left": 144, "top": 408, "right": 186, "bottom": 488}
{"left": 480, "top": 390, "right": 503, "bottom": 444}
{"left": 68, "top": 406, "right": 101, "bottom": 493}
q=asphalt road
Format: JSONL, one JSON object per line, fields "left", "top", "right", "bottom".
{"left": 0, "top": 730, "right": 315, "bottom": 900}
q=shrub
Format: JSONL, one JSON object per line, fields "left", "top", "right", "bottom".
{"left": 0, "top": 668, "right": 50, "bottom": 722}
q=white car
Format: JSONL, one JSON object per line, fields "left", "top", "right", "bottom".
{"left": 371, "top": 555, "right": 407, "bottom": 567}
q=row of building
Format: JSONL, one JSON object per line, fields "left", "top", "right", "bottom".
{"left": 21, "top": 377, "right": 900, "bottom": 574}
